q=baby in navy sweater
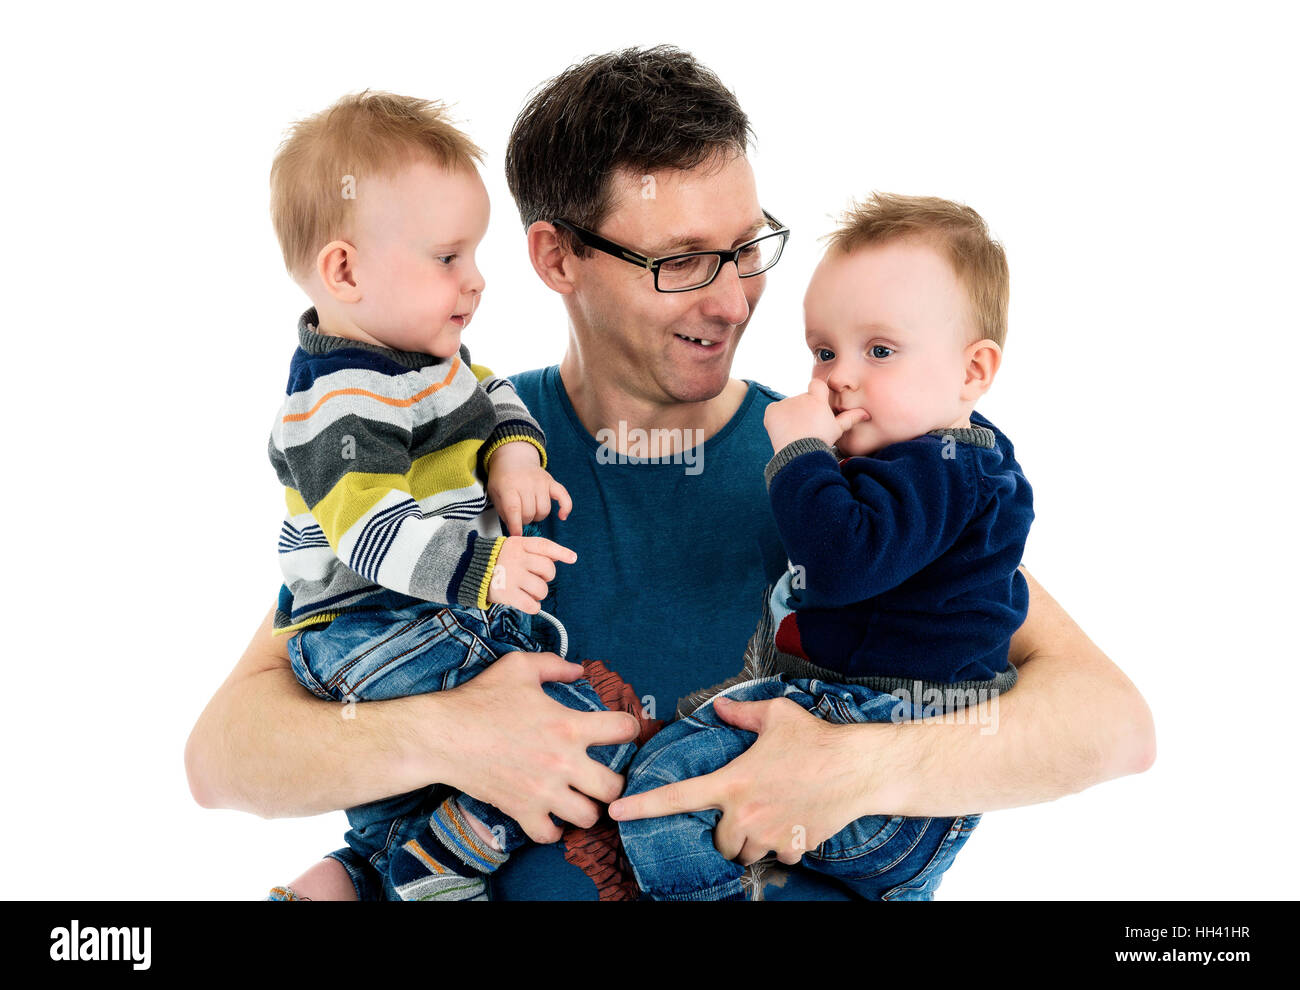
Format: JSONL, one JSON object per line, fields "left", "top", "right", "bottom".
{"left": 616, "top": 192, "right": 1034, "bottom": 900}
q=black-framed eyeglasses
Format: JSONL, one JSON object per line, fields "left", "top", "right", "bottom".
{"left": 551, "top": 210, "right": 789, "bottom": 293}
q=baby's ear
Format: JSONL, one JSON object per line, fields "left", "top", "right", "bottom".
{"left": 961, "top": 339, "right": 1003, "bottom": 400}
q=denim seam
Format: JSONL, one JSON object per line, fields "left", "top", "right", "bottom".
{"left": 812, "top": 816, "right": 935, "bottom": 880}
{"left": 806, "top": 816, "right": 908, "bottom": 862}
{"left": 678, "top": 674, "right": 787, "bottom": 723}
{"left": 441, "top": 608, "right": 535, "bottom": 674}
{"left": 318, "top": 610, "right": 447, "bottom": 696}
{"left": 881, "top": 816, "right": 972, "bottom": 899}
{"left": 651, "top": 876, "right": 747, "bottom": 901}
{"left": 287, "top": 633, "right": 337, "bottom": 701}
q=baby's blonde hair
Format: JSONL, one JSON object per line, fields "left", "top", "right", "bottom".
{"left": 270, "top": 89, "right": 484, "bottom": 282}
{"left": 825, "top": 193, "right": 1010, "bottom": 348}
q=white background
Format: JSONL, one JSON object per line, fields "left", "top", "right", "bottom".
{"left": 2, "top": 0, "right": 1296, "bottom": 900}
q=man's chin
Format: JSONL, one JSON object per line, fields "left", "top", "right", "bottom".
{"left": 664, "top": 359, "right": 734, "bottom": 403}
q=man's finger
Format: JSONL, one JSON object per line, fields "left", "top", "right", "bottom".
{"left": 570, "top": 754, "right": 631, "bottom": 806}
{"left": 575, "top": 710, "right": 641, "bottom": 748}
{"left": 737, "top": 838, "right": 771, "bottom": 867}
{"left": 713, "top": 813, "right": 745, "bottom": 862}
{"left": 498, "top": 650, "right": 586, "bottom": 685}
{"left": 608, "top": 770, "right": 724, "bottom": 821}
{"left": 711, "top": 695, "right": 772, "bottom": 734}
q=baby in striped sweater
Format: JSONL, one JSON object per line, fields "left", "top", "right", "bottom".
{"left": 262, "top": 91, "right": 635, "bottom": 901}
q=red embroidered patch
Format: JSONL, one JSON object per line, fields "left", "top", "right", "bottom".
{"left": 560, "top": 658, "right": 666, "bottom": 901}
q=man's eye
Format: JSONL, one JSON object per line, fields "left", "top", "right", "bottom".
{"left": 870, "top": 345, "right": 894, "bottom": 359}
{"left": 813, "top": 347, "right": 835, "bottom": 362}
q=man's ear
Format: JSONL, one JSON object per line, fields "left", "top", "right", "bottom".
{"left": 960, "top": 338, "right": 1003, "bottom": 401}
{"left": 527, "top": 221, "right": 577, "bottom": 295}
{"left": 315, "top": 240, "right": 363, "bottom": 304}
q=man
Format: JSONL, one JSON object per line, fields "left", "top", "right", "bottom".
{"left": 186, "top": 46, "right": 1154, "bottom": 900}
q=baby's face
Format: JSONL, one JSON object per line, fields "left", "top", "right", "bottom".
{"left": 803, "top": 238, "right": 976, "bottom": 456}
{"left": 346, "top": 158, "right": 489, "bottom": 358}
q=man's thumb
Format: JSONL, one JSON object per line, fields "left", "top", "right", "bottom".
{"left": 522, "top": 651, "right": 585, "bottom": 684}
{"left": 712, "top": 696, "right": 767, "bottom": 732}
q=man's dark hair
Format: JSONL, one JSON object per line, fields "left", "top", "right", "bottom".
{"left": 505, "top": 45, "right": 754, "bottom": 255}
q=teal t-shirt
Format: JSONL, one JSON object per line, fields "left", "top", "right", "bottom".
{"left": 490, "top": 365, "right": 853, "bottom": 900}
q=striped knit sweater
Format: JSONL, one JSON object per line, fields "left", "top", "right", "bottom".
{"left": 269, "top": 309, "right": 547, "bottom": 635}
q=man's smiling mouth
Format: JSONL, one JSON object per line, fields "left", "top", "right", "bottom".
{"left": 675, "top": 333, "right": 721, "bottom": 347}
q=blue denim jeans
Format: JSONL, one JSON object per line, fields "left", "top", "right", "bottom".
{"left": 617, "top": 674, "right": 981, "bottom": 901}
{"left": 286, "top": 588, "right": 636, "bottom": 901}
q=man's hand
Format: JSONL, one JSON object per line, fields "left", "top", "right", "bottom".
{"left": 486, "top": 440, "right": 573, "bottom": 536}
{"left": 487, "top": 535, "right": 576, "bottom": 614}
{"left": 608, "top": 695, "right": 868, "bottom": 865}
{"left": 442, "top": 649, "right": 641, "bottom": 843}
{"left": 763, "top": 378, "right": 868, "bottom": 453}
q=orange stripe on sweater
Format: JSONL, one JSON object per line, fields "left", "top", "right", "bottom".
{"left": 282, "top": 359, "right": 460, "bottom": 423}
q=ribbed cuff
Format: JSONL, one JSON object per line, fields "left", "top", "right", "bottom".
{"left": 763, "top": 437, "right": 837, "bottom": 489}
{"left": 481, "top": 425, "right": 548, "bottom": 472}
{"left": 459, "top": 535, "right": 506, "bottom": 610}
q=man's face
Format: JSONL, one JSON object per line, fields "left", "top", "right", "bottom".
{"left": 804, "top": 238, "right": 975, "bottom": 456}
{"left": 565, "top": 152, "right": 767, "bottom": 405}
{"left": 347, "top": 158, "right": 488, "bottom": 358}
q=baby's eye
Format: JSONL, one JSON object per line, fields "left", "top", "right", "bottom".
{"left": 870, "top": 345, "right": 894, "bottom": 359}
{"left": 813, "top": 347, "right": 835, "bottom": 362}
{"left": 436, "top": 254, "right": 457, "bottom": 265}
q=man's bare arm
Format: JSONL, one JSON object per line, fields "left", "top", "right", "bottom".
{"left": 185, "top": 607, "right": 638, "bottom": 835}
{"left": 611, "top": 568, "right": 1156, "bottom": 854}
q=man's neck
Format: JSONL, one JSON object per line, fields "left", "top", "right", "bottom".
{"left": 558, "top": 350, "right": 749, "bottom": 458}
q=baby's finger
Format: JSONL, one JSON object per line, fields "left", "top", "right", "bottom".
{"left": 512, "top": 571, "right": 549, "bottom": 603}
{"left": 552, "top": 480, "right": 573, "bottom": 520}
{"left": 500, "top": 494, "right": 524, "bottom": 537}
{"left": 530, "top": 482, "right": 552, "bottom": 521}
{"left": 834, "top": 408, "right": 869, "bottom": 432}
{"left": 521, "top": 537, "right": 578, "bottom": 563}
{"left": 807, "top": 378, "right": 830, "bottom": 401}
{"left": 525, "top": 552, "right": 558, "bottom": 584}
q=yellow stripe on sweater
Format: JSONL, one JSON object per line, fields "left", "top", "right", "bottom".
{"left": 307, "top": 439, "right": 485, "bottom": 547}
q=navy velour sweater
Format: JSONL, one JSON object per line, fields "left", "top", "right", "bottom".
{"left": 762, "top": 410, "right": 1034, "bottom": 685}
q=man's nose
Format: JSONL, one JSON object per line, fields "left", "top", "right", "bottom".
{"left": 698, "top": 260, "right": 750, "bottom": 325}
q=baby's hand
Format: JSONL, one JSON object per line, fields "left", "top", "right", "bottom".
{"left": 487, "top": 536, "right": 577, "bottom": 614}
{"left": 486, "top": 441, "right": 573, "bottom": 536}
{"left": 764, "top": 379, "right": 868, "bottom": 452}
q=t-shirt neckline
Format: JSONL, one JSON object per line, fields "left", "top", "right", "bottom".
{"left": 542, "top": 365, "right": 760, "bottom": 466}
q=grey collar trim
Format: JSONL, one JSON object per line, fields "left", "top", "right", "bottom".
{"left": 296, "top": 308, "right": 442, "bottom": 371}
{"left": 924, "top": 425, "right": 995, "bottom": 448}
